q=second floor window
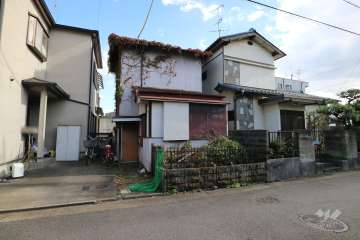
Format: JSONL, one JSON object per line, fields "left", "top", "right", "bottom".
{"left": 27, "top": 15, "right": 48, "bottom": 62}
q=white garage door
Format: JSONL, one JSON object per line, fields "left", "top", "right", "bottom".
{"left": 56, "top": 126, "right": 81, "bottom": 161}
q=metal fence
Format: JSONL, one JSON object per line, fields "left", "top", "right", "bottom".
{"left": 268, "top": 131, "right": 299, "bottom": 159}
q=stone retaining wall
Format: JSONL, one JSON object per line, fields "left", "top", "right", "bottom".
{"left": 163, "top": 162, "right": 266, "bottom": 192}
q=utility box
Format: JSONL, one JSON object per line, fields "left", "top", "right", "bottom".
{"left": 56, "top": 126, "right": 81, "bottom": 161}
{"left": 12, "top": 163, "right": 24, "bottom": 178}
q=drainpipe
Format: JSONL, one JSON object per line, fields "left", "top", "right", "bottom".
{"left": 37, "top": 88, "right": 48, "bottom": 158}
{"left": 87, "top": 43, "right": 95, "bottom": 138}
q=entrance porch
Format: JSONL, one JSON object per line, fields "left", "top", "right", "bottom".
{"left": 22, "top": 78, "right": 69, "bottom": 159}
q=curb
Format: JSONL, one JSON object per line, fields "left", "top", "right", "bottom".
{"left": 0, "top": 197, "right": 119, "bottom": 214}
{"left": 120, "top": 192, "right": 164, "bottom": 200}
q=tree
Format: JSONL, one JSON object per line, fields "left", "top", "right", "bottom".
{"left": 317, "top": 89, "right": 360, "bottom": 128}
{"left": 339, "top": 89, "right": 360, "bottom": 104}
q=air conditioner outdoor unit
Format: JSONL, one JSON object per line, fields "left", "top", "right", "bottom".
{"left": 11, "top": 163, "right": 24, "bottom": 178}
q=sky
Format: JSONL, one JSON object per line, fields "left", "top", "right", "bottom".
{"left": 45, "top": 0, "right": 360, "bottom": 113}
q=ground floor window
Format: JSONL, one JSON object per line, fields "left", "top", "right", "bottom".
{"left": 189, "top": 104, "right": 227, "bottom": 139}
{"left": 280, "top": 110, "right": 305, "bottom": 131}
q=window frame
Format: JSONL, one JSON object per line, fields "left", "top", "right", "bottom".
{"left": 26, "top": 13, "right": 49, "bottom": 62}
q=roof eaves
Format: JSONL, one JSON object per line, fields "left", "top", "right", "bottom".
{"left": 206, "top": 29, "right": 286, "bottom": 60}
{"left": 35, "top": 0, "right": 55, "bottom": 27}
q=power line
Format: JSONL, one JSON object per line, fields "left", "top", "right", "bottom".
{"left": 96, "top": 0, "right": 102, "bottom": 29}
{"left": 137, "top": 0, "right": 155, "bottom": 39}
{"left": 341, "top": 0, "right": 360, "bottom": 9}
{"left": 243, "top": 0, "right": 360, "bottom": 37}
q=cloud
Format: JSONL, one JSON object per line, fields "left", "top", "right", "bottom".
{"left": 265, "top": 25, "right": 273, "bottom": 33}
{"left": 157, "top": 28, "right": 165, "bottom": 37}
{"left": 223, "top": 6, "right": 244, "bottom": 26}
{"left": 273, "top": 0, "right": 360, "bottom": 97}
{"left": 199, "top": 39, "right": 208, "bottom": 50}
{"left": 247, "top": 9, "right": 265, "bottom": 22}
{"left": 161, "top": 0, "right": 222, "bottom": 21}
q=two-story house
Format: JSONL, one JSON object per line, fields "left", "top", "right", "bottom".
{"left": 202, "top": 29, "right": 326, "bottom": 132}
{"left": 0, "top": 0, "right": 102, "bottom": 176}
{"left": 108, "top": 34, "right": 228, "bottom": 172}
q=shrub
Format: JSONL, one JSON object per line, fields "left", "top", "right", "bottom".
{"left": 204, "top": 136, "right": 246, "bottom": 165}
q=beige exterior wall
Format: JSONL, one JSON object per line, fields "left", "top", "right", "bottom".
{"left": 45, "top": 100, "right": 89, "bottom": 151}
{"left": 0, "top": 0, "right": 49, "bottom": 172}
{"left": 45, "top": 29, "right": 96, "bottom": 151}
{"left": 223, "top": 39, "right": 274, "bottom": 65}
{"left": 223, "top": 39, "right": 276, "bottom": 90}
{"left": 47, "top": 29, "right": 92, "bottom": 103}
{"left": 0, "top": 1, "right": 100, "bottom": 174}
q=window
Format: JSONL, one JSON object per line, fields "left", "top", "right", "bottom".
{"left": 224, "top": 60, "right": 240, "bottom": 85}
{"left": 189, "top": 104, "right": 227, "bottom": 140}
{"left": 280, "top": 110, "right": 305, "bottom": 131}
{"left": 27, "top": 15, "right": 48, "bottom": 61}
{"left": 228, "top": 110, "right": 234, "bottom": 121}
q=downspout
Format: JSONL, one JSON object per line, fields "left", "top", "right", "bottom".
{"left": 87, "top": 42, "right": 95, "bottom": 138}
{"left": 0, "top": 0, "right": 5, "bottom": 43}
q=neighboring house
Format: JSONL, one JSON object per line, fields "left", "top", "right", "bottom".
{"left": 0, "top": 0, "right": 102, "bottom": 176}
{"left": 99, "top": 112, "right": 116, "bottom": 133}
{"left": 202, "top": 28, "right": 326, "bottom": 132}
{"left": 108, "top": 34, "right": 228, "bottom": 171}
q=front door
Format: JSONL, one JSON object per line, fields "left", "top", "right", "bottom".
{"left": 121, "top": 123, "right": 139, "bottom": 162}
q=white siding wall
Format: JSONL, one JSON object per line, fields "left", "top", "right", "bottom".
{"left": 118, "top": 50, "right": 202, "bottom": 116}
{"left": 253, "top": 98, "right": 265, "bottom": 129}
{"left": 263, "top": 104, "right": 281, "bottom": 131}
{"left": 151, "top": 102, "right": 163, "bottom": 138}
{"left": 163, "top": 102, "right": 189, "bottom": 141}
{"left": 239, "top": 63, "right": 275, "bottom": 89}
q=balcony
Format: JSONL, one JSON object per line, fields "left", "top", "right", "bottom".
{"left": 275, "top": 77, "right": 309, "bottom": 93}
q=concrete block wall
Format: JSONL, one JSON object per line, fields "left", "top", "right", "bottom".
{"left": 229, "top": 130, "right": 268, "bottom": 162}
{"left": 267, "top": 133, "right": 316, "bottom": 182}
{"left": 323, "top": 128, "right": 359, "bottom": 170}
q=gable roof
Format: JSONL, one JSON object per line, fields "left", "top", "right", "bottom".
{"left": 108, "top": 34, "right": 211, "bottom": 73}
{"left": 206, "top": 28, "right": 286, "bottom": 60}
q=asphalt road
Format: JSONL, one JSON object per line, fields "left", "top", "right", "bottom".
{"left": 1, "top": 171, "right": 360, "bottom": 240}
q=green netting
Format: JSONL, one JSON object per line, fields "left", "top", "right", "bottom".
{"left": 128, "top": 147, "right": 164, "bottom": 193}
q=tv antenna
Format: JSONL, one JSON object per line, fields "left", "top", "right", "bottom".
{"left": 209, "top": 4, "right": 227, "bottom": 38}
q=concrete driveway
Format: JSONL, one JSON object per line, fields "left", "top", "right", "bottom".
{"left": 0, "top": 160, "right": 118, "bottom": 212}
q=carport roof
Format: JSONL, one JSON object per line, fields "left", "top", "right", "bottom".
{"left": 22, "top": 78, "right": 70, "bottom": 99}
